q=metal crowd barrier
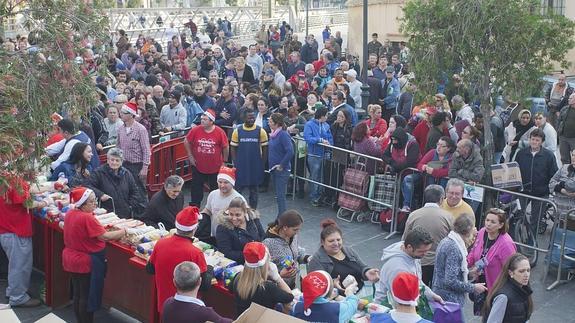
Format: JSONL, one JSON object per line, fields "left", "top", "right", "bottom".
{"left": 546, "top": 207, "right": 575, "bottom": 290}
{"left": 291, "top": 136, "right": 395, "bottom": 233}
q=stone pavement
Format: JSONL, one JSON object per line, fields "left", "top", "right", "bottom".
{"left": 2, "top": 187, "right": 575, "bottom": 322}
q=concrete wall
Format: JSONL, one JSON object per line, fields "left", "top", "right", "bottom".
{"left": 563, "top": 1, "right": 575, "bottom": 74}
{"left": 347, "top": 0, "right": 406, "bottom": 62}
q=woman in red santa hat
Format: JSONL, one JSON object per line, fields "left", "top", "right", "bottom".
{"left": 63, "top": 187, "right": 126, "bottom": 323}
{"left": 291, "top": 270, "right": 359, "bottom": 323}
{"left": 231, "top": 242, "right": 293, "bottom": 316}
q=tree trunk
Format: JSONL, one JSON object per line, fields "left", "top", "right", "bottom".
{"left": 479, "top": 72, "right": 496, "bottom": 213}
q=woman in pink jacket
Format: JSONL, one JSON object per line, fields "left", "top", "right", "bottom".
{"left": 467, "top": 208, "right": 516, "bottom": 315}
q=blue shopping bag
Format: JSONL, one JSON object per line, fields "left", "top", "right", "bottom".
{"left": 429, "top": 301, "right": 463, "bottom": 323}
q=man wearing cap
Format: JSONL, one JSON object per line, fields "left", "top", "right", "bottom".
{"left": 286, "top": 52, "right": 306, "bottom": 79}
{"left": 184, "top": 109, "right": 230, "bottom": 207}
{"left": 368, "top": 33, "right": 383, "bottom": 57}
{"left": 372, "top": 272, "right": 433, "bottom": 323}
{"left": 131, "top": 58, "right": 148, "bottom": 82}
{"left": 345, "top": 69, "right": 362, "bottom": 109}
{"left": 291, "top": 270, "right": 359, "bottom": 322}
{"left": 230, "top": 110, "right": 268, "bottom": 209}
{"left": 117, "top": 101, "right": 151, "bottom": 195}
{"left": 162, "top": 261, "right": 233, "bottom": 323}
{"left": 380, "top": 65, "right": 400, "bottom": 122}
{"left": 147, "top": 206, "right": 214, "bottom": 315}
{"left": 160, "top": 90, "right": 188, "bottom": 133}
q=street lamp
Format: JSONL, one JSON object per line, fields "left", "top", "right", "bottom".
{"left": 360, "top": 0, "right": 370, "bottom": 115}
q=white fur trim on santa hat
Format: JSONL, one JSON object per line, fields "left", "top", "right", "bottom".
{"left": 392, "top": 292, "right": 419, "bottom": 307}
{"left": 244, "top": 252, "right": 268, "bottom": 268}
{"left": 217, "top": 173, "right": 235, "bottom": 186}
{"left": 175, "top": 213, "right": 202, "bottom": 232}
{"left": 304, "top": 270, "right": 332, "bottom": 316}
{"left": 73, "top": 188, "right": 93, "bottom": 208}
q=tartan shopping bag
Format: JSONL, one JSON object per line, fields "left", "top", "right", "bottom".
{"left": 337, "top": 165, "right": 370, "bottom": 211}
{"left": 368, "top": 174, "right": 397, "bottom": 212}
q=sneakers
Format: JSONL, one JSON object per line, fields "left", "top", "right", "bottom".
{"left": 311, "top": 200, "right": 321, "bottom": 207}
{"left": 399, "top": 206, "right": 411, "bottom": 213}
{"left": 12, "top": 298, "right": 41, "bottom": 308}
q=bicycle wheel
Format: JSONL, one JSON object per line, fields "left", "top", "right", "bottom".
{"left": 513, "top": 217, "right": 538, "bottom": 267}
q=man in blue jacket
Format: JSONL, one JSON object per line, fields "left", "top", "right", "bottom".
{"left": 381, "top": 65, "right": 400, "bottom": 122}
{"left": 515, "top": 128, "right": 558, "bottom": 234}
{"left": 303, "top": 107, "right": 334, "bottom": 206}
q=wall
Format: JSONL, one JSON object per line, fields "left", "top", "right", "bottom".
{"left": 563, "top": 1, "right": 575, "bottom": 75}
{"left": 347, "top": 0, "right": 406, "bottom": 63}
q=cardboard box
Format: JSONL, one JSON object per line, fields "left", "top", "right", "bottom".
{"left": 491, "top": 162, "right": 522, "bottom": 189}
{"left": 233, "top": 303, "right": 305, "bottom": 323}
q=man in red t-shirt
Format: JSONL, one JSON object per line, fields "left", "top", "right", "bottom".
{"left": 184, "top": 109, "right": 229, "bottom": 207}
{"left": 0, "top": 177, "right": 50, "bottom": 307}
{"left": 147, "top": 206, "right": 214, "bottom": 314}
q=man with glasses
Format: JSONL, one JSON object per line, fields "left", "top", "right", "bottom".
{"left": 441, "top": 178, "right": 475, "bottom": 225}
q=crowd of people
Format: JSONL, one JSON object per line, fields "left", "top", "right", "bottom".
{"left": 1, "top": 15, "right": 574, "bottom": 323}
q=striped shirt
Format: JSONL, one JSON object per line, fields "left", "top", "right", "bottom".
{"left": 117, "top": 121, "right": 151, "bottom": 167}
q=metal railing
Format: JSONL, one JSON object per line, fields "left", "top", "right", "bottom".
{"left": 546, "top": 207, "right": 575, "bottom": 290}
{"left": 291, "top": 136, "right": 395, "bottom": 230}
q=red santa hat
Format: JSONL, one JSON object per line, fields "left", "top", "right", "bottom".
{"left": 175, "top": 206, "right": 202, "bottom": 232}
{"left": 203, "top": 109, "right": 216, "bottom": 122}
{"left": 69, "top": 186, "right": 93, "bottom": 208}
{"left": 121, "top": 102, "right": 139, "bottom": 117}
{"left": 302, "top": 270, "right": 333, "bottom": 316}
{"left": 391, "top": 272, "right": 420, "bottom": 306}
{"left": 217, "top": 166, "right": 236, "bottom": 186}
{"left": 243, "top": 242, "right": 268, "bottom": 268}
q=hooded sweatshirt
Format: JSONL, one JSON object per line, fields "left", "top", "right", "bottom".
{"left": 383, "top": 128, "right": 420, "bottom": 173}
{"left": 375, "top": 241, "right": 436, "bottom": 304}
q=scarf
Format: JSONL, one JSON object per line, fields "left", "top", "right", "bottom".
{"left": 448, "top": 231, "right": 469, "bottom": 283}
{"left": 270, "top": 127, "right": 282, "bottom": 139}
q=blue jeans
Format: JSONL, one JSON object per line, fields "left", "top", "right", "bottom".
{"left": 402, "top": 174, "right": 448, "bottom": 208}
{"left": 0, "top": 233, "right": 33, "bottom": 305}
{"left": 307, "top": 155, "right": 324, "bottom": 202}
{"left": 272, "top": 168, "right": 291, "bottom": 217}
{"left": 401, "top": 173, "right": 421, "bottom": 208}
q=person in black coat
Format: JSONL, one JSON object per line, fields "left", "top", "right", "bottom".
{"left": 86, "top": 148, "right": 146, "bottom": 218}
{"left": 215, "top": 197, "right": 265, "bottom": 264}
{"left": 515, "top": 129, "right": 558, "bottom": 234}
{"left": 139, "top": 175, "right": 185, "bottom": 230}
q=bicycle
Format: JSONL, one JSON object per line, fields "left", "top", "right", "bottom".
{"left": 499, "top": 193, "right": 538, "bottom": 267}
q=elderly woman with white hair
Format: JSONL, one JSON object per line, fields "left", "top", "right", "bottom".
{"left": 140, "top": 175, "right": 185, "bottom": 230}
{"left": 87, "top": 147, "right": 146, "bottom": 218}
